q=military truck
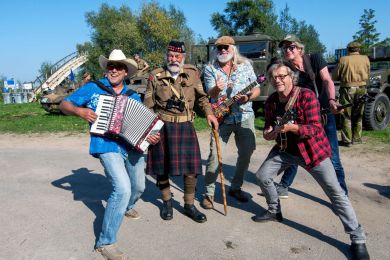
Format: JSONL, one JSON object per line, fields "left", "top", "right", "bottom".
{"left": 190, "top": 33, "right": 278, "bottom": 112}
{"left": 333, "top": 46, "right": 390, "bottom": 130}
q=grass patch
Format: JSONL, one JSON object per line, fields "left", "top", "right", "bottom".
{"left": 0, "top": 102, "right": 388, "bottom": 146}
{"left": 0, "top": 102, "right": 89, "bottom": 133}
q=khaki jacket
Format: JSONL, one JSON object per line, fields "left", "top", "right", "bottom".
{"left": 144, "top": 64, "right": 213, "bottom": 117}
{"left": 333, "top": 52, "right": 370, "bottom": 87}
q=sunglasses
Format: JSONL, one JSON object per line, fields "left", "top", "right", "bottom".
{"left": 283, "top": 45, "right": 298, "bottom": 52}
{"left": 217, "top": 45, "right": 230, "bottom": 51}
{"left": 107, "top": 63, "right": 126, "bottom": 71}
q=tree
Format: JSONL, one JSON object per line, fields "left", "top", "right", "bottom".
{"left": 78, "top": 2, "right": 195, "bottom": 77}
{"left": 278, "top": 4, "right": 325, "bottom": 54}
{"left": 210, "top": 0, "right": 278, "bottom": 36}
{"left": 39, "top": 62, "right": 54, "bottom": 79}
{"left": 353, "top": 9, "right": 380, "bottom": 51}
{"left": 211, "top": 1, "right": 326, "bottom": 54}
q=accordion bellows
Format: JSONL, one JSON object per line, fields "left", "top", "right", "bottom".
{"left": 90, "top": 95, "right": 164, "bottom": 152}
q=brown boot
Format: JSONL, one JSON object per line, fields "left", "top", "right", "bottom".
{"left": 201, "top": 195, "right": 214, "bottom": 209}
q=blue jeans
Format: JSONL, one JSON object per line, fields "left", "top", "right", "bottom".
{"left": 280, "top": 114, "right": 348, "bottom": 195}
{"left": 256, "top": 150, "right": 366, "bottom": 244}
{"left": 95, "top": 151, "right": 145, "bottom": 248}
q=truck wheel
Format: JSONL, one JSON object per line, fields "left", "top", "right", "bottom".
{"left": 363, "top": 93, "right": 390, "bottom": 130}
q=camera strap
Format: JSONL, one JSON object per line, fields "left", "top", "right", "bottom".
{"left": 162, "top": 78, "right": 192, "bottom": 120}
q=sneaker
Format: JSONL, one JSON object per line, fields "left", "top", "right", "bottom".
{"left": 96, "top": 244, "right": 126, "bottom": 260}
{"left": 125, "top": 208, "right": 140, "bottom": 220}
{"left": 275, "top": 184, "right": 289, "bottom": 199}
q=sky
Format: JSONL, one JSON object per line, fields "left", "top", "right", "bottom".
{"left": 0, "top": 0, "right": 389, "bottom": 83}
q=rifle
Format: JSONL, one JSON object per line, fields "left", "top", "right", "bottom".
{"left": 212, "top": 74, "right": 266, "bottom": 123}
{"left": 320, "top": 93, "right": 374, "bottom": 125}
{"left": 320, "top": 93, "right": 374, "bottom": 115}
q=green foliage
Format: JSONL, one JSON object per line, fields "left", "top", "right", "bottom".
{"left": 211, "top": 0, "right": 278, "bottom": 36}
{"left": 210, "top": 1, "right": 325, "bottom": 54}
{"left": 373, "top": 37, "right": 390, "bottom": 47}
{"left": 78, "top": 2, "right": 195, "bottom": 76}
{"left": 353, "top": 9, "right": 380, "bottom": 52}
{"left": 39, "top": 61, "right": 54, "bottom": 79}
{"left": 277, "top": 4, "right": 325, "bottom": 54}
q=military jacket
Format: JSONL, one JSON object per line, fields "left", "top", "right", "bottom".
{"left": 333, "top": 52, "right": 370, "bottom": 87}
{"left": 144, "top": 64, "right": 213, "bottom": 116}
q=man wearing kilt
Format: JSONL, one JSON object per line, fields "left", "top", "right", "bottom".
{"left": 144, "top": 41, "right": 219, "bottom": 223}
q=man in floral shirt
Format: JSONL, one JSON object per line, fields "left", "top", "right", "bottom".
{"left": 201, "top": 36, "right": 260, "bottom": 208}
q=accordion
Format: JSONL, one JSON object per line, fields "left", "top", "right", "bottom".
{"left": 90, "top": 95, "right": 164, "bottom": 152}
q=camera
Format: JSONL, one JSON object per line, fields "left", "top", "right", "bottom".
{"left": 166, "top": 98, "right": 185, "bottom": 112}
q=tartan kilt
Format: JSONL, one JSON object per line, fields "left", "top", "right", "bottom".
{"left": 146, "top": 121, "right": 202, "bottom": 176}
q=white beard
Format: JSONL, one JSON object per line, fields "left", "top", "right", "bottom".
{"left": 217, "top": 52, "right": 233, "bottom": 63}
{"left": 167, "top": 61, "right": 184, "bottom": 74}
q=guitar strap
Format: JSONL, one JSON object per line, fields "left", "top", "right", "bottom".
{"left": 92, "top": 80, "right": 135, "bottom": 97}
{"left": 284, "top": 86, "right": 301, "bottom": 112}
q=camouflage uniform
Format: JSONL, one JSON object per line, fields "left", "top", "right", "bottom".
{"left": 334, "top": 48, "right": 370, "bottom": 144}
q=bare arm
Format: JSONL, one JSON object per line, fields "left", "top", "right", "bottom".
{"left": 59, "top": 100, "right": 97, "bottom": 123}
{"left": 142, "top": 61, "right": 150, "bottom": 72}
{"left": 319, "top": 66, "right": 341, "bottom": 114}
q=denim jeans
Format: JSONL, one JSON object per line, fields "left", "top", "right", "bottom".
{"left": 280, "top": 113, "right": 348, "bottom": 195}
{"left": 256, "top": 150, "right": 366, "bottom": 244}
{"left": 95, "top": 151, "right": 145, "bottom": 248}
{"left": 204, "top": 117, "right": 256, "bottom": 196}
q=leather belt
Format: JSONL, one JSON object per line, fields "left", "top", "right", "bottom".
{"left": 158, "top": 113, "right": 194, "bottom": 123}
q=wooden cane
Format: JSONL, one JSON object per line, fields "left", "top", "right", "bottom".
{"left": 212, "top": 128, "right": 227, "bottom": 216}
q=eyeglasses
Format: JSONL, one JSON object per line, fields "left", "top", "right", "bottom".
{"left": 272, "top": 74, "right": 289, "bottom": 81}
{"left": 283, "top": 45, "right": 298, "bottom": 52}
{"left": 217, "top": 45, "right": 230, "bottom": 51}
{"left": 107, "top": 63, "right": 126, "bottom": 71}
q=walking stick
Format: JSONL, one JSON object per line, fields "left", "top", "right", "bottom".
{"left": 212, "top": 128, "right": 227, "bottom": 216}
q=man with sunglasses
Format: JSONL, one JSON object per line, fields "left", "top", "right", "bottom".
{"left": 60, "top": 49, "right": 160, "bottom": 260}
{"left": 253, "top": 60, "right": 369, "bottom": 260}
{"left": 201, "top": 36, "right": 260, "bottom": 209}
{"left": 275, "top": 34, "right": 348, "bottom": 198}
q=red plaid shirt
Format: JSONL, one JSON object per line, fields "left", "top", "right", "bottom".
{"left": 264, "top": 87, "right": 331, "bottom": 169}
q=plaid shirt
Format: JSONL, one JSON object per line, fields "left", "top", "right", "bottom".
{"left": 264, "top": 87, "right": 331, "bottom": 169}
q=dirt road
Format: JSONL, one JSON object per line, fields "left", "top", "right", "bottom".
{"left": 0, "top": 132, "right": 389, "bottom": 259}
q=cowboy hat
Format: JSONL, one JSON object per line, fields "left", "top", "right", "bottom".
{"left": 99, "top": 49, "right": 138, "bottom": 77}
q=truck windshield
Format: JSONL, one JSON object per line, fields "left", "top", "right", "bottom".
{"left": 237, "top": 42, "right": 268, "bottom": 59}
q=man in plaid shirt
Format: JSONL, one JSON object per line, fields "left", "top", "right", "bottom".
{"left": 252, "top": 60, "right": 369, "bottom": 260}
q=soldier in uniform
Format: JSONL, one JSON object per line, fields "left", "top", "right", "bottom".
{"left": 144, "top": 40, "right": 219, "bottom": 223}
{"left": 334, "top": 41, "right": 370, "bottom": 146}
{"left": 134, "top": 53, "right": 150, "bottom": 77}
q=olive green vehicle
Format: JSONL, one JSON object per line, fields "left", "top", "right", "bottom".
{"left": 190, "top": 33, "right": 278, "bottom": 108}
{"left": 332, "top": 46, "right": 390, "bottom": 130}
{"left": 40, "top": 81, "right": 79, "bottom": 113}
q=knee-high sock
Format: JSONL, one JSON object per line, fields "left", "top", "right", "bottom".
{"left": 184, "top": 175, "right": 197, "bottom": 205}
{"left": 157, "top": 175, "right": 171, "bottom": 201}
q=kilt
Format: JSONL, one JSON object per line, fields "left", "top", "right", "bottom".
{"left": 146, "top": 121, "right": 202, "bottom": 176}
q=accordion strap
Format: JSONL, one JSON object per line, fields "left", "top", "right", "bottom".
{"left": 92, "top": 80, "right": 135, "bottom": 97}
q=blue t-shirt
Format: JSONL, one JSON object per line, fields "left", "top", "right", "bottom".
{"left": 64, "top": 78, "right": 142, "bottom": 157}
